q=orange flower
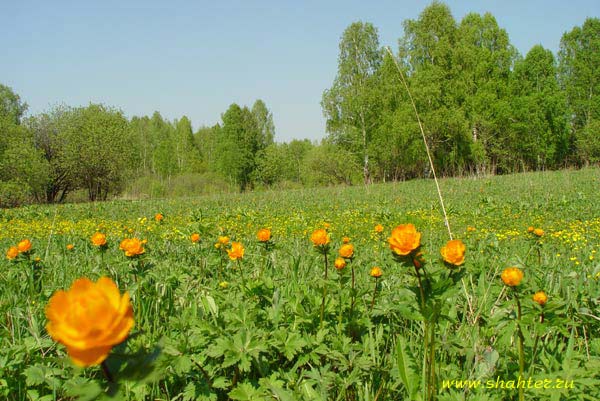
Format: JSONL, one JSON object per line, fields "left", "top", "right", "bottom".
{"left": 257, "top": 228, "right": 271, "bottom": 242}
{"left": 532, "top": 291, "right": 548, "bottom": 306}
{"left": 533, "top": 228, "right": 544, "bottom": 237}
{"left": 374, "top": 224, "right": 384, "bottom": 233}
{"left": 155, "top": 213, "right": 164, "bottom": 222}
{"left": 45, "top": 277, "right": 134, "bottom": 367}
{"left": 501, "top": 267, "right": 524, "bottom": 287}
{"left": 369, "top": 266, "right": 383, "bottom": 278}
{"left": 527, "top": 226, "right": 534, "bottom": 233}
{"left": 227, "top": 242, "right": 245, "bottom": 260}
{"left": 119, "top": 238, "right": 145, "bottom": 257}
{"left": 91, "top": 232, "right": 107, "bottom": 247}
{"left": 310, "top": 229, "right": 330, "bottom": 247}
{"left": 17, "top": 239, "right": 32, "bottom": 253}
{"left": 6, "top": 246, "right": 19, "bottom": 260}
{"left": 388, "top": 224, "right": 421, "bottom": 256}
{"left": 339, "top": 243, "right": 354, "bottom": 259}
{"left": 334, "top": 257, "right": 346, "bottom": 270}
{"left": 323, "top": 222, "right": 331, "bottom": 229}
{"left": 218, "top": 236, "right": 230, "bottom": 245}
{"left": 190, "top": 233, "right": 201, "bottom": 243}
{"left": 440, "top": 239, "right": 466, "bottom": 266}
{"left": 66, "top": 244, "right": 75, "bottom": 251}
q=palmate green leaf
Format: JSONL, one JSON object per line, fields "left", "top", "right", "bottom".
{"left": 228, "top": 382, "right": 264, "bottom": 401}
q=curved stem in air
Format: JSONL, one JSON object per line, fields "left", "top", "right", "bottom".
{"left": 384, "top": 46, "right": 452, "bottom": 240}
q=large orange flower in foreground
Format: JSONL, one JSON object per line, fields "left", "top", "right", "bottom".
{"left": 310, "top": 229, "right": 330, "bottom": 247}
{"left": 440, "top": 239, "right": 466, "bottom": 266}
{"left": 45, "top": 277, "right": 134, "bottom": 367}
{"left": 388, "top": 224, "right": 421, "bottom": 256}
{"left": 227, "top": 242, "right": 245, "bottom": 260}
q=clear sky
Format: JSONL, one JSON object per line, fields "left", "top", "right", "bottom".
{"left": 2, "top": 0, "right": 598, "bottom": 142}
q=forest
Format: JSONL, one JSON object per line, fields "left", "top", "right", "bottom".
{"left": 1, "top": 2, "right": 598, "bottom": 207}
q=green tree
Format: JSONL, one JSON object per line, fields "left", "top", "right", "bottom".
{"left": 60, "top": 104, "right": 131, "bottom": 201}
{"left": 0, "top": 83, "right": 28, "bottom": 125}
{"left": 558, "top": 18, "right": 600, "bottom": 164}
{"left": 251, "top": 100, "right": 275, "bottom": 148}
{"left": 215, "top": 104, "right": 260, "bottom": 191}
{"left": 510, "top": 45, "right": 569, "bottom": 170}
{"left": 322, "top": 21, "right": 382, "bottom": 184}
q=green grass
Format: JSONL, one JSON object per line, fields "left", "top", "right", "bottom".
{"left": 1, "top": 167, "right": 600, "bottom": 400}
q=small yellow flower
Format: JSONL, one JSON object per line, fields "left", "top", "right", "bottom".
{"left": 369, "top": 266, "right": 383, "bottom": 278}
{"left": 501, "top": 267, "right": 524, "bottom": 287}
{"left": 334, "top": 257, "right": 346, "bottom": 270}
{"left": 467, "top": 226, "right": 476, "bottom": 232}
{"left": 532, "top": 291, "right": 548, "bottom": 306}
{"left": 219, "top": 281, "right": 229, "bottom": 289}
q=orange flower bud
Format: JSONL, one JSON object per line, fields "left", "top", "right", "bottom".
{"left": 334, "top": 257, "right": 346, "bottom": 270}
{"left": 257, "top": 228, "right": 271, "bottom": 242}
{"left": 17, "top": 239, "right": 32, "bottom": 253}
{"left": 6, "top": 246, "right": 19, "bottom": 260}
{"left": 532, "top": 291, "right": 548, "bottom": 306}
{"left": 533, "top": 228, "right": 544, "bottom": 237}
{"left": 155, "top": 213, "right": 164, "bottom": 222}
{"left": 91, "top": 232, "right": 107, "bottom": 247}
{"left": 310, "top": 229, "right": 330, "bottom": 247}
{"left": 227, "top": 242, "right": 245, "bottom": 260}
{"left": 374, "top": 224, "right": 384, "bottom": 233}
{"left": 66, "top": 244, "right": 75, "bottom": 251}
{"left": 190, "top": 233, "right": 201, "bottom": 243}
{"left": 501, "top": 267, "right": 524, "bottom": 287}
{"left": 369, "top": 266, "right": 383, "bottom": 278}
{"left": 339, "top": 243, "right": 354, "bottom": 259}
{"left": 440, "top": 239, "right": 466, "bottom": 266}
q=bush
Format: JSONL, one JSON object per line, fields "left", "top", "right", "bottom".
{"left": 0, "top": 180, "right": 30, "bottom": 208}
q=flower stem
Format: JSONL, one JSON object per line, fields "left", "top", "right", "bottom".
{"left": 370, "top": 278, "right": 378, "bottom": 312}
{"left": 515, "top": 292, "right": 525, "bottom": 401}
{"left": 320, "top": 252, "right": 329, "bottom": 328}
{"left": 101, "top": 360, "right": 114, "bottom": 383}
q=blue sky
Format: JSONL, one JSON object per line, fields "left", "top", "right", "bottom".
{"left": 2, "top": 0, "right": 598, "bottom": 142}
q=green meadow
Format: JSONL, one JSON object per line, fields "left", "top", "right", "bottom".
{"left": 1, "top": 167, "right": 600, "bottom": 400}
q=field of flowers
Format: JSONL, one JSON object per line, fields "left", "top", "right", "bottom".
{"left": 1, "top": 168, "right": 600, "bottom": 401}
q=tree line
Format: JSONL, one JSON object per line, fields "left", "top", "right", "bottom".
{"left": 1, "top": 2, "right": 598, "bottom": 206}
{"left": 323, "top": 2, "right": 600, "bottom": 184}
